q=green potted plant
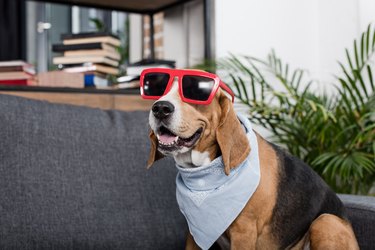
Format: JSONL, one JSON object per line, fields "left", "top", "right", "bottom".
{"left": 218, "top": 25, "right": 375, "bottom": 195}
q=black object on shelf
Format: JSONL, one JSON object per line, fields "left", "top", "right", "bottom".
{"left": 129, "top": 59, "right": 176, "bottom": 68}
{"left": 60, "top": 31, "right": 120, "bottom": 40}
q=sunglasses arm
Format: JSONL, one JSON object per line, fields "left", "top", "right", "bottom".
{"left": 219, "top": 81, "right": 235, "bottom": 103}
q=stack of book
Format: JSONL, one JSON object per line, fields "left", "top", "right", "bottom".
{"left": 0, "top": 61, "right": 36, "bottom": 86}
{"left": 116, "top": 59, "right": 176, "bottom": 89}
{"left": 52, "top": 32, "right": 121, "bottom": 87}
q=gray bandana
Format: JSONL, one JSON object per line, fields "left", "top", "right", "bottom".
{"left": 175, "top": 114, "right": 261, "bottom": 249}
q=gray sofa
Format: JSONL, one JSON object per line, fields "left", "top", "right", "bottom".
{"left": 0, "top": 93, "right": 374, "bottom": 250}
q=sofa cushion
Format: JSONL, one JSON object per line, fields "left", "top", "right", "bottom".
{"left": 0, "top": 94, "right": 187, "bottom": 249}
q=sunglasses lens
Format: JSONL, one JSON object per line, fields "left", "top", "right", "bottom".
{"left": 143, "top": 73, "right": 170, "bottom": 96}
{"left": 182, "top": 76, "right": 215, "bottom": 101}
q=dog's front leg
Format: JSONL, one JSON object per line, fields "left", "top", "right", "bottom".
{"left": 227, "top": 213, "right": 257, "bottom": 250}
{"left": 186, "top": 232, "right": 200, "bottom": 250}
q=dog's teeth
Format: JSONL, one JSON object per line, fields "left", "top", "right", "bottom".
{"left": 157, "top": 139, "right": 177, "bottom": 146}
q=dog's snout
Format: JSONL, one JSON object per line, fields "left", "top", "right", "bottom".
{"left": 152, "top": 101, "right": 175, "bottom": 119}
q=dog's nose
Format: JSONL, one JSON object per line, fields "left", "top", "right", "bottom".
{"left": 152, "top": 101, "right": 175, "bottom": 119}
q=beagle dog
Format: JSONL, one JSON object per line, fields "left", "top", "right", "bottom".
{"left": 144, "top": 70, "right": 359, "bottom": 250}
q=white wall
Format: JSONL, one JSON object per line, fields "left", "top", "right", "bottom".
{"left": 215, "top": 0, "right": 375, "bottom": 86}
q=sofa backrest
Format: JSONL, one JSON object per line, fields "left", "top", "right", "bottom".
{"left": 1, "top": 93, "right": 374, "bottom": 250}
{"left": 0, "top": 94, "right": 187, "bottom": 249}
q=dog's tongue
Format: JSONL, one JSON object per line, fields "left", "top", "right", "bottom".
{"left": 159, "top": 134, "right": 177, "bottom": 144}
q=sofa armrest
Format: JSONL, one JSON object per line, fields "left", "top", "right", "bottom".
{"left": 339, "top": 194, "right": 375, "bottom": 250}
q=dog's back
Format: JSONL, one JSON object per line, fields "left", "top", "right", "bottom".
{"left": 270, "top": 143, "right": 347, "bottom": 248}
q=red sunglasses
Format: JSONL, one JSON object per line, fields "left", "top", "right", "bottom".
{"left": 140, "top": 68, "right": 234, "bottom": 105}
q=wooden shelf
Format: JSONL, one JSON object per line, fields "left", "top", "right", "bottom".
{"left": 0, "top": 86, "right": 154, "bottom": 111}
{"left": 0, "top": 85, "right": 140, "bottom": 95}
{"left": 31, "top": 0, "right": 196, "bottom": 14}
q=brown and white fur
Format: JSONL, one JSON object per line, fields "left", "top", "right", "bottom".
{"left": 147, "top": 80, "right": 359, "bottom": 250}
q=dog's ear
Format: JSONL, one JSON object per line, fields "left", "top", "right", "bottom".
{"left": 147, "top": 129, "right": 164, "bottom": 168}
{"left": 216, "top": 93, "right": 250, "bottom": 175}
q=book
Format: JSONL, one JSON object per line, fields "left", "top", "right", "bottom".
{"left": 52, "top": 43, "right": 117, "bottom": 53}
{"left": 0, "top": 60, "right": 31, "bottom": 67}
{"left": 116, "top": 80, "right": 140, "bottom": 89}
{"left": 116, "top": 75, "right": 140, "bottom": 89}
{"left": 62, "top": 64, "right": 119, "bottom": 75}
{"left": 64, "top": 49, "right": 121, "bottom": 61}
{"left": 117, "top": 75, "right": 140, "bottom": 83}
{"left": 53, "top": 56, "right": 119, "bottom": 67}
{"left": 61, "top": 31, "right": 120, "bottom": 40}
{"left": 0, "top": 60, "right": 36, "bottom": 74}
{"left": 0, "top": 79, "right": 29, "bottom": 85}
{"left": 63, "top": 36, "right": 121, "bottom": 47}
{"left": 81, "top": 71, "right": 106, "bottom": 78}
{"left": 84, "top": 74, "right": 109, "bottom": 87}
{"left": 0, "top": 65, "right": 29, "bottom": 73}
{"left": 0, "top": 71, "right": 34, "bottom": 80}
{"left": 37, "top": 71, "right": 84, "bottom": 88}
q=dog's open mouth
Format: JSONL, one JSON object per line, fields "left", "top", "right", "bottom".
{"left": 156, "top": 126, "right": 203, "bottom": 150}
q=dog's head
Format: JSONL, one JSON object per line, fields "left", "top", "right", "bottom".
{"left": 146, "top": 78, "right": 250, "bottom": 175}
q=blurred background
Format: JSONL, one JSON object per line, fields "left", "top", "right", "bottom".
{"left": 0, "top": 0, "right": 374, "bottom": 194}
{"left": 0, "top": 0, "right": 372, "bottom": 77}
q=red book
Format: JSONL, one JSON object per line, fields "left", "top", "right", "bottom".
{"left": 0, "top": 79, "right": 29, "bottom": 85}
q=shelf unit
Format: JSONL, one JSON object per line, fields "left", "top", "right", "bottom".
{"left": 0, "top": 85, "right": 154, "bottom": 111}
{"left": 31, "top": 0, "right": 209, "bottom": 60}
{"left": 1, "top": 0, "right": 210, "bottom": 111}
